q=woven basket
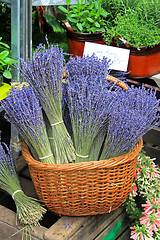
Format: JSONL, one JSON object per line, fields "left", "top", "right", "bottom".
{"left": 21, "top": 137, "right": 143, "bottom": 216}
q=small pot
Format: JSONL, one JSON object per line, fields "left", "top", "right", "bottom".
{"left": 113, "top": 36, "right": 160, "bottom": 78}
{"left": 61, "top": 20, "right": 106, "bottom": 58}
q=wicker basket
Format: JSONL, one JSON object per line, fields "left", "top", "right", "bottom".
{"left": 21, "top": 138, "right": 143, "bottom": 216}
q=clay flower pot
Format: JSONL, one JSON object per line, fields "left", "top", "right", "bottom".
{"left": 61, "top": 20, "right": 106, "bottom": 58}
{"left": 62, "top": 21, "right": 160, "bottom": 78}
{"left": 114, "top": 36, "right": 160, "bottom": 78}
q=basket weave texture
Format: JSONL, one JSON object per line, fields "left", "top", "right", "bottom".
{"left": 21, "top": 138, "right": 143, "bottom": 216}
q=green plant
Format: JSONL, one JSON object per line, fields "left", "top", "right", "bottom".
{"left": 58, "top": 0, "right": 108, "bottom": 33}
{"left": 0, "top": 37, "right": 16, "bottom": 81}
{"left": 104, "top": 10, "right": 160, "bottom": 49}
{"left": 101, "top": 0, "right": 160, "bottom": 49}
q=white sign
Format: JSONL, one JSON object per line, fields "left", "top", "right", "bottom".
{"left": 83, "top": 42, "right": 130, "bottom": 72}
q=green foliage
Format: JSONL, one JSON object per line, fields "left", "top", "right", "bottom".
{"left": 58, "top": 0, "right": 108, "bottom": 33}
{"left": 104, "top": 10, "right": 160, "bottom": 49}
{"left": 0, "top": 37, "right": 16, "bottom": 81}
{"left": 44, "top": 11, "right": 66, "bottom": 33}
{"left": 0, "top": 2, "right": 11, "bottom": 45}
{"left": 102, "top": 0, "right": 160, "bottom": 49}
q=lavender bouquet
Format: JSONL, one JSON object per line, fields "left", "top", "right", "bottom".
{"left": 0, "top": 136, "right": 46, "bottom": 239}
{"left": 65, "top": 55, "right": 120, "bottom": 162}
{"left": 1, "top": 84, "right": 55, "bottom": 164}
{"left": 99, "top": 85, "right": 160, "bottom": 159}
{"left": 17, "top": 43, "right": 75, "bottom": 164}
{"left": 65, "top": 55, "right": 160, "bottom": 162}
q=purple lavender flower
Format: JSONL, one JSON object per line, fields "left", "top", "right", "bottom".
{"left": 16, "top": 44, "right": 75, "bottom": 164}
{"left": 0, "top": 136, "right": 47, "bottom": 231}
{"left": 65, "top": 55, "right": 123, "bottom": 162}
{"left": 100, "top": 85, "right": 160, "bottom": 159}
{"left": 65, "top": 55, "right": 160, "bottom": 161}
{"left": 1, "top": 85, "right": 55, "bottom": 164}
{"left": 0, "top": 136, "right": 19, "bottom": 193}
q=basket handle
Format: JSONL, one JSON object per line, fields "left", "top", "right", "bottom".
{"left": 106, "top": 75, "right": 128, "bottom": 90}
{"left": 60, "top": 20, "right": 74, "bottom": 33}
{"left": 63, "top": 71, "right": 128, "bottom": 90}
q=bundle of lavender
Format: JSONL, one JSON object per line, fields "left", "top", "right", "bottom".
{"left": 65, "top": 55, "right": 160, "bottom": 162}
{"left": 65, "top": 55, "right": 121, "bottom": 162}
{"left": 99, "top": 85, "right": 160, "bottom": 159}
{"left": 16, "top": 43, "right": 75, "bottom": 164}
{"left": 0, "top": 137, "right": 46, "bottom": 238}
{"left": 1, "top": 84, "right": 55, "bottom": 164}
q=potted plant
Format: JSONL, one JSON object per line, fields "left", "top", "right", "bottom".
{"left": 57, "top": 0, "right": 160, "bottom": 78}
{"left": 58, "top": 0, "right": 108, "bottom": 57}
{"left": 102, "top": 0, "right": 160, "bottom": 78}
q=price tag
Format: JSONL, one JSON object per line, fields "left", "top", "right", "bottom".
{"left": 83, "top": 42, "right": 130, "bottom": 72}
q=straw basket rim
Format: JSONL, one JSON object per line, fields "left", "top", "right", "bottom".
{"left": 21, "top": 137, "right": 143, "bottom": 171}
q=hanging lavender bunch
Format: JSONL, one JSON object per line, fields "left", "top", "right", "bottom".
{"left": 17, "top": 43, "right": 75, "bottom": 164}
{"left": 65, "top": 55, "right": 122, "bottom": 162}
{"left": 1, "top": 84, "right": 55, "bottom": 164}
{"left": 100, "top": 85, "right": 160, "bottom": 159}
{"left": 0, "top": 137, "right": 47, "bottom": 239}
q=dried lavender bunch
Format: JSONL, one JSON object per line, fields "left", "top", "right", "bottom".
{"left": 0, "top": 138, "right": 46, "bottom": 239}
{"left": 17, "top": 43, "right": 75, "bottom": 164}
{"left": 1, "top": 85, "right": 55, "bottom": 164}
{"left": 100, "top": 85, "right": 160, "bottom": 159}
{"left": 65, "top": 55, "right": 122, "bottom": 162}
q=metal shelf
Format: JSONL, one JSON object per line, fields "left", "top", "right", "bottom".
{"left": 2, "top": 0, "right": 77, "bottom": 5}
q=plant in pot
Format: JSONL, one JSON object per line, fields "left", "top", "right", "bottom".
{"left": 102, "top": 0, "right": 160, "bottom": 78}
{"left": 58, "top": 0, "right": 108, "bottom": 57}
{"left": 0, "top": 37, "right": 16, "bottom": 100}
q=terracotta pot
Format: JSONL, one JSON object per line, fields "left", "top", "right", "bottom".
{"left": 62, "top": 21, "right": 160, "bottom": 78}
{"left": 61, "top": 20, "right": 106, "bottom": 58}
{"left": 114, "top": 36, "right": 160, "bottom": 78}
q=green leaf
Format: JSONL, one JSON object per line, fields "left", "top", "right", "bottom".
{"left": 100, "top": 9, "right": 109, "bottom": 17}
{"left": 44, "top": 13, "right": 63, "bottom": 32}
{"left": 99, "top": 27, "right": 105, "bottom": 32}
{"left": 0, "top": 50, "right": 9, "bottom": 60}
{"left": 66, "top": 0, "right": 71, "bottom": 5}
{"left": 3, "top": 57, "right": 18, "bottom": 65}
{"left": 0, "top": 42, "right": 10, "bottom": 49}
{"left": 3, "top": 69, "right": 12, "bottom": 79}
{"left": 58, "top": 6, "right": 68, "bottom": 13}
{"left": 68, "top": 17, "right": 77, "bottom": 23}
{"left": 0, "top": 60, "right": 6, "bottom": 66}
{"left": 87, "top": 17, "right": 94, "bottom": 23}
{"left": 70, "top": 13, "right": 77, "bottom": 18}
{"left": 77, "top": 23, "right": 83, "bottom": 32}
{"left": 79, "top": 10, "right": 88, "bottom": 16}
{"left": 94, "top": 1, "right": 99, "bottom": 9}
{"left": 95, "top": 22, "right": 100, "bottom": 28}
